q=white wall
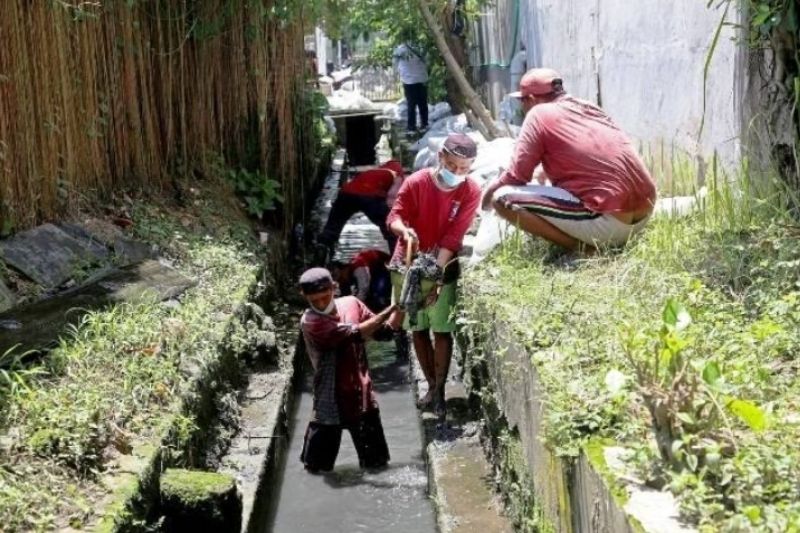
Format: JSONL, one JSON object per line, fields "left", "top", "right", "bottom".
{"left": 519, "top": 0, "right": 745, "bottom": 164}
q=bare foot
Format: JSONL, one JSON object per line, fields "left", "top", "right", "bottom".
{"left": 416, "top": 387, "right": 435, "bottom": 409}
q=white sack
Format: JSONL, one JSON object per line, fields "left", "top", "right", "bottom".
{"left": 468, "top": 210, "right": 518, "bottom": 266}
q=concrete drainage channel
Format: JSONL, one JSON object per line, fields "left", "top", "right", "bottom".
{"left": 235, "top": 326, "right": 512, "bottom": 533}
{"left": 138, "top": 149, "right": 679, "bottom": 532}
{"left": 225, "top": 151, "right": 513, "bottom": 533}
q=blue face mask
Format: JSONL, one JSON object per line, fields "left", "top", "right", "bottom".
{"left": 439, "top": 167, "right": 466, "bottom": 187}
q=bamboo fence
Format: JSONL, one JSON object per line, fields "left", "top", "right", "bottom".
{"left": 0, "top": 0, "right": 315, "bottom": 232}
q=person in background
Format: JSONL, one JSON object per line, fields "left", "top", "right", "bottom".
{"left": 393, "top": 39, "right": 429, "bottom": 135}
{"left": 316, "top": 160, "right": 405, "bottom": 260}
{"left": 481, "top": 68, "right": 657, "bottom": 253}
{"left": 331, "top": 249, "right": 392, "bottom": 312}
{"left": 332, "top": 249, "right": 410, "bottom": 360}
{"left": 298, "top": 267, "right": 395, "bottom": 473}
{"left": 386, "top": 133, "right": 481, "bottom": 417}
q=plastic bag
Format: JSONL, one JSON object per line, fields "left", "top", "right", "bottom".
{"left": 468, "top": 210, "right": 517, "bottom": 266}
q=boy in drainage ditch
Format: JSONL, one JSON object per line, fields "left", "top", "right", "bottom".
{"left": 298, "top": 267, "right": 395, "bottom": 473}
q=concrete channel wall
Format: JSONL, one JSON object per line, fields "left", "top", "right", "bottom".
{"left": 460, "top": 318, "right": 691, "bottom": 532}
{"left": 514, "top": 0, "right": 746, "bottom": 164}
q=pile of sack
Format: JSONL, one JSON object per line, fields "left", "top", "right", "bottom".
{"left": 327, "top": 90, "right": 376, "bottom": 112}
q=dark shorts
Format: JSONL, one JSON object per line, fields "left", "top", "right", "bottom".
{"left": 300, "top": 409, "right": 390, "bottom": 472}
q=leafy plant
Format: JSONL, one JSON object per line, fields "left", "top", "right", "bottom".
{"left": 622, "top": 298, "right": 771, "bottom": 477}
{"left": 227, "top": 167, "right": 284, "bottom": 217}
{"left": 459, "top": 148, "right": 800, "bottom": 528}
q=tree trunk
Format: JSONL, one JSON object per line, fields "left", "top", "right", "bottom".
{"left": 439, "top": 2, "right": 468, "bottom": 114}
{"left": 417, "top": 0, "right": 504, "bottom": 140}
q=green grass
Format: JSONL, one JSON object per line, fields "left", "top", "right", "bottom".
{"left": 0, "top": 200, "right": 261, "bottom": 531}
{"left": 459, "top": 160, "right": 800, "bottom": 531}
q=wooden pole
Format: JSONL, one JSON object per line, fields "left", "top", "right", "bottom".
{"left": 417, "top": 0, "right": 504, "bottom": 140}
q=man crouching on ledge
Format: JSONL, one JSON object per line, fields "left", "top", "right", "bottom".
{"left": 298, "top": 267, "right": 395, "bottom": 473}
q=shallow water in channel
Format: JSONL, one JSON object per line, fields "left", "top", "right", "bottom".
{"left": 264, "top": 342, "right": 436, "bottom": 533}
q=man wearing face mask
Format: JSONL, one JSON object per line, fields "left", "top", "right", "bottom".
{"left": 298, "top": 267, "right": 396, "bottom": 473}
{"left": 386, "top": 133, "right": 481, "bottom": 417}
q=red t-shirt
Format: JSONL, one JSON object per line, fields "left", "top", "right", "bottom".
{"left": 351, "top": 249, "right": 390, "bottom": 270}
{"left": 341, "top": 160, "right": 403, "bottom": 197}
{"left": 386, "top": 169, "right": 481, "bottom": 263}
{"left": 494, "top": 95, "right": 656, "bottom": 213}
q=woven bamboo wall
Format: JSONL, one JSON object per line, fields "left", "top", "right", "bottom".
{"left": 0, "top": 0, "right": 313, "bottom": 231}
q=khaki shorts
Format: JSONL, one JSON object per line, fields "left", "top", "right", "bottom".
{"left": 494, "top": 184, "right": 650, "bottom": 247}
{"left": 404, "top": 282, "right": 457, "bottom": 333}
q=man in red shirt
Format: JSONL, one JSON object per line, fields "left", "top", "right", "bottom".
{"left": 481, "top": 68, "right": 657, "bottom": 252}
{"left": 317, "top": 160, "right": 404, "bottom": 256}
{"left": 298, "top": 267, "right": 395, "bottom": 472}
{"left": 331, "top": 249, "right": 391, "bottom": 312}
{"left": 332, "top": 249, "right": 410, "bottom": 360}
{"left": 386, "top": 134, "right": 481, "bottom": 417}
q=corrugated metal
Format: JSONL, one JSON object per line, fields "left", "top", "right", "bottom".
{"left": 469, "top": 0, "right": 518, "bottom": 68}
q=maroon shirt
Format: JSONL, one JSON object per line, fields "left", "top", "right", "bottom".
{"left": 300, "top": 296, "right": 378, "bottom": 426}
{"left": 493, "top": 95, "right": 656, "bottom": 213}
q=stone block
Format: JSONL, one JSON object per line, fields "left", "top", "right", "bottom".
{"left": 0, "top": 260, "right": 195, "bottom": 354}
{"left": 160, "top": 469, "right": 242, "bottom": 533}
{"left": 114, "top": 238, "right": 154, "bottom": 266}
{"left": 0, "top": 223, "right": 108, "bottom": 287}
{"left": 57, "top": 223, "right": 111, "bottom": 258}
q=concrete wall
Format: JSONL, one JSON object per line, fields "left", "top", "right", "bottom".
{"left": 461, "top": 318, "right": 696, "bottom": 532}
{"left": 517, "top": 0, "right": 746, "bottom": 164}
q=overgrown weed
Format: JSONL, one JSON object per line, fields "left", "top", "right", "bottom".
{"left": 0, "top": 187, "right": 261, "bottom": 530}
{"left": 460, "top": 154, "right": 800, "bottom": 530}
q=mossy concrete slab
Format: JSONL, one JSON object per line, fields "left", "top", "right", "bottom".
{"left": 571, "top": 450, "right": 638, "bottom": 533}
{"left": 219, "top": 366, "right": 292, "bottom": 533}
{"left": 481, "top": 322, "right": 573, "bottom": 531}
{"left": 0, "top": 223, "right": 109, "bottom": 287}
{"left": 601, "top": 446, "right": 696, "bottom": 533}
{"left": 0, "top": 260, "right": 195, "bottom": 355}
{"left": 160, "top": 469, "right": 242, "bottom": 532}
{"left": 462, "top": 319, "right": 691, "bottom": 533}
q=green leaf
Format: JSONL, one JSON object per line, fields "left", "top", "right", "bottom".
{"left": 686, "top": 453, "right": 699, "bottom": 472}
{"left": 702, "top": 361, "right": 722, "bottom": 386}
{"left": 743, "top": 505, "right": 762, "bottom": 523}
{"left": 659, "top": 347, "right": 674, "bottom": 369}
{"left": 662, "top": 299, "right": 692, "bottom": 331}
{"left": 727, "top": 399, "right": 767, "bottom": 432}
